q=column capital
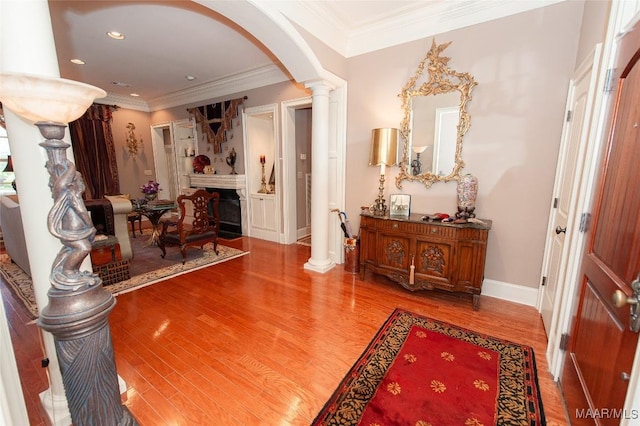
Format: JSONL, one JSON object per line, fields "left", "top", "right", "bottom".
{"left": 304, "top": 79, "right": 335, "bottom": 93}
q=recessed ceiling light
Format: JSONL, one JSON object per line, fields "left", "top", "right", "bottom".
{"left": 70, "top": 58, "right": 85, "bottom": 65}
{"left": 185, "top": 75, "right": 196, "bottom": 81}
{"left": 107, "top": 31, "right": 125, "bottom": 40}
{"left": 111, "top": 81, "right": 131, "bottom": 87}
{"left": 130, "top": 93, "right": 140, "bottom": 97}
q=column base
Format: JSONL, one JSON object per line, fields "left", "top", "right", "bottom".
{"left": 304, "top": 259, "right": 336, "bottom": 273}
{"left": 39, "top": 375, "right": 129, "bottom": 426}
{"left": 39, "top": 388, "right": 70, "bottom": 426}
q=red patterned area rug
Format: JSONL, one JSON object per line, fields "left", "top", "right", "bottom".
{"left": 313, "top": 308, "right": 545, "bottom": 425}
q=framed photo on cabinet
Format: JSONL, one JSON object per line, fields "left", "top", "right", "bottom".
{"left": 390, "top": 194, "right": 411, "bottom": 217}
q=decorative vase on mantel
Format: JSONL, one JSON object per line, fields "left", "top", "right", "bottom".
{"left": 456, "top": 174, "right": 477, "bottom": 220}
{"left": 145, "top": 193, "right": 157, "bottom": 202}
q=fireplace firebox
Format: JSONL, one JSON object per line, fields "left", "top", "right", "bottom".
{"left": 206, "top": 188, "right": 241, "bottom": 238}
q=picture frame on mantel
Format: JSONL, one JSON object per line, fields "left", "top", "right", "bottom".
{"left": 390, "top": 194, "right": 411, "bottom": 217}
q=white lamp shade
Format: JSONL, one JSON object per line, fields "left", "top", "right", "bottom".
{"left": 412, "top": 145, "right": 428, "bottom": 154}
{"left": 369, "top": 128, "right": 399, "bottom": 167}
{"left": 0, "top": 72, "right": 106, "bottom": 124}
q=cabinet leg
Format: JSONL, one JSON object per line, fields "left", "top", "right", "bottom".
{"left": 472, "top": 294, "right": 480, "bottom": 311}
{"left": 359, "top": 264, "right": 366, "bottom": 280}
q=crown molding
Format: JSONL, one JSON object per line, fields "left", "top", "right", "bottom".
{"left": 346, "top": 0, "right": 566, "bottom": 57}
{"left": 146, "top": 64, "right": 289, "bottom": 111}
{"left": 281, "top": 0, "right": 566, "bottom": 58}
{"left": 98, "top": 64, "right": 289, "bottom": 112}
{"left": 95, "top": 93, "right": 151, "bottom": 112}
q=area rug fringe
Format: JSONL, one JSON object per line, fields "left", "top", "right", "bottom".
{"left": 111, "top": 249, "right": 248, "bottom": 297}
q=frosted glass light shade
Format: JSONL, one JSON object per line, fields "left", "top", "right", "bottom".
{"left": 0, "top": 72, "right": 106, "bottom": 124}
{"left": 412, "top": 145, "right": 428, "bottom": 154}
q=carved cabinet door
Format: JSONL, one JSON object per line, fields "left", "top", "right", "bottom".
{"left": 414, "top": 239, "right": 454, "bottom": 288}
{"left": 377, "top": 233, "right": 411, "bottom": 272}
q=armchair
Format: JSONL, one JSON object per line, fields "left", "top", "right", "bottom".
{"left": 158, "top": 189, "right": 220, "bottom": 264}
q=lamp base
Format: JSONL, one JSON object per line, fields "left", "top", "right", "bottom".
{"left": 370, "top": 174, "right": 388, "bottom": 216}
{"left": 371, "top": 202, "right": 387, "bottom": 216}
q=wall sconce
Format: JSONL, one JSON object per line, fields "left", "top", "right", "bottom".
{"left": 126, "top": 122, "right": 143, "bottom": 157}
{"left": 411, "top": 145, "right": 428, "bottom": 176}
{"left": 0, "top": 72, "right": 135, "bottom": 425}
{"left": 369, "top": 128, "right": 398, "bottom": 216}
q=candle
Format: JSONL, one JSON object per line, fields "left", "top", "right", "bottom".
{"left": 260, "top": 155, "right": 265, "bottom": 164}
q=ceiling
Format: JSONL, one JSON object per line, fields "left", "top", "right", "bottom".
{"left": 48, "top": 0, "right": 563, "bottom": 111}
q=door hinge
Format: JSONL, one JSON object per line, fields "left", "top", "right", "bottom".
{"left": 541, "top": 276, "right": 547, "bottom": 287}
{"left": 560, "top": 333, "right": 570, "bottom": 351}
{"left": 605, "top": 68, "right": 616, "bottom": 92}
{"left": 579, "top": 212, "right": 591, "bottom": 233}
{"left": 553, "top": 197, "right": 559, "bottom": 208}
{"left": 566, "top": 110, "right": 573, "bottom": 122}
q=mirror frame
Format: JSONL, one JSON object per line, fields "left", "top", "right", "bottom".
{"left": 396, "top": 40, "right": 477, "bottom": 189}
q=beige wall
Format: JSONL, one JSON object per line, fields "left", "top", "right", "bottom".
{"left": 575, "top": 0, "right": 610, "bottom": 68}
{"left": 345, "top": 1, "right": 585, "bottom": 289}
{"left": 110, "top": 109, "right": 154, "bottom": 198}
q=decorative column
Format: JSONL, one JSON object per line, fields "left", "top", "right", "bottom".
{"left": 304, "top": 81, "right": 336, "bottom": 273}
{"left": 0, "top": 1, "right": 70, "bottom": 423}
{"left": 0, "top": 74, "right": 137, "bottom": 426}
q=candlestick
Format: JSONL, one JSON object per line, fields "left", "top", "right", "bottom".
{"left": 258, "top": 160, "right": 269, "bottom": 193}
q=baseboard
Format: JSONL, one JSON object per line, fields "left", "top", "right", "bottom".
{"left": 481, "top": 278, "right": 539, "bottom": 307}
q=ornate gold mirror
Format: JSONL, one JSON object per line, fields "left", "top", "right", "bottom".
{"left": 396, "top": 40, "right": 477, "bottom": 189}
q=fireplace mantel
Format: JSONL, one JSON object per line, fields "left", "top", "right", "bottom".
{"left": 189, "top": 174, "right": 246, "bottom": 190}
{"left": 188, "top": 174, "right": 247, "bottom": 237}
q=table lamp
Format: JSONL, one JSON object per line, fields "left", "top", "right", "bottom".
{"left": 369, "top": 128, "right": 398, "bottom": 216}
{"left": 0, "top": 72, "right": 136, "bottom": 425}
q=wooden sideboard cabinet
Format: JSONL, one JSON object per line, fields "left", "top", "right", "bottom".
{"left": 359, "top": 213, "right": 492, "bottom": 310}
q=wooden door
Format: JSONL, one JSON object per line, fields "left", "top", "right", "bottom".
{"left": 539, "top": 47, "right": 600, "bottom": 334}
{"left": 561, "top": 20, "right": 640, "bottom": 425}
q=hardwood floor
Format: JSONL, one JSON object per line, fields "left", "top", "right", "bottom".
{"left": 1, "top": 237, "right": 569, "bottom": 425}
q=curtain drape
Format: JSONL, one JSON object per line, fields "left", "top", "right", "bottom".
{"left": 187, "top": 97, "right": 244, "bottom": 154}
{"left": 68, "top": 104, "right": 120, "bottom": 199}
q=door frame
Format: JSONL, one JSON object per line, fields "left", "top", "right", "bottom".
{"left": 547, "top": 2, "right": 640, "bottom": 383}
{"left": 281, "top": 96, "right": 312, "bottom": 244}
{"left": 242, "top": 103, "right": 280, "bottom": 242}
{"left": 150, "top": 121, "right": 176, "bottom": 201}
{"left": 538, "top": 43, "right": 602, "bottom": 377}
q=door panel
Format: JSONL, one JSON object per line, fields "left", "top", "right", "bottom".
{"left": 562, "top": 20, "right": 640, "bottom": 424}
{"left": 540, "top": 51, "right": 597, "bottom": 333}
{"left": 415, "top": 240, "right": 454, "bottom": 287}
{"left": 378, "top": 234, "right": 411, "bottom": 271}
